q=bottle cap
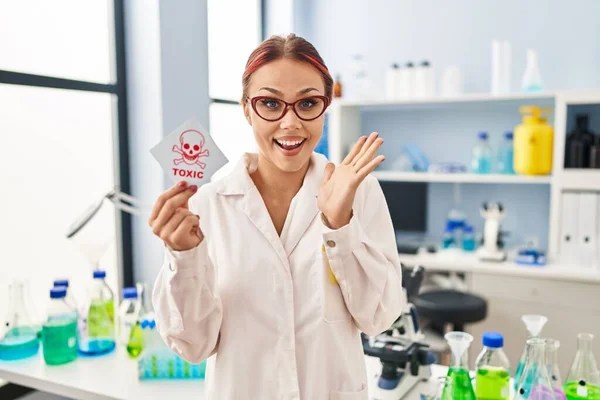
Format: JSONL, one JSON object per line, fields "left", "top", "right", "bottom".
{"left": 123, "top": 287, "right": 138, "bottom": 299}
{"left": 478, "top": 132, "right": 488, "bottom": 140}
{"left": 463, "top": 225, "right": 474, "bottom": 234}
{"left": 483, "top": 331, "right": 504, "bottom": 348}
{"left": 141, "top": 320, "right": 149, "bottom": 329}
{"left": 93, "top": 270, "right": 106, "bottom": 279}
{"left": 504, "top": 131, "right": 513, "bottom": 139}
{"left": 50, "top": 287, "right": 67, "bottom": 299}
{"left": 53, "top": 279, "right": 69, "bottom": 288}
{"left": 149, "top": 320, "right": 156, "bottom": 329}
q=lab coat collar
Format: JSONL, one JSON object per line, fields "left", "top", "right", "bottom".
{"left": 216, "top": 152, "right": 330, "bottom": 263}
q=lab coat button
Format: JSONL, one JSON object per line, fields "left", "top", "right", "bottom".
{"left": 326, "top": 240, "right": 336, "bottom": 248}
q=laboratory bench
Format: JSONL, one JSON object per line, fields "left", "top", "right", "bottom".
{"left": 400, "top": 251, "right": 600, "bottom": 375}
{"left": 0, "top": 349, "right": 448, "bottom": 400}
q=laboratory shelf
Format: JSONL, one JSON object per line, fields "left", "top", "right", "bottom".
{"left": 372, "top": 171, "right": 552, "bottom": 184}
{"left": 335, "top": 92, "right": 555, "bottom": 110}
{"left": 557, "top": 170, "right": 600, "bottom": 191}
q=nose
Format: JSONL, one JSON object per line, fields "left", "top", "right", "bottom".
{"left": 279, "top": 107, "right": 301, "bottom": 130}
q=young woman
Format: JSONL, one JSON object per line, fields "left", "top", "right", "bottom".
{"left": 150, "top": 34, "right": 403, "bottom": 400}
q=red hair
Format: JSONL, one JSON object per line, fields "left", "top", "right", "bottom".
{"left": 241, "top": 33, "right": 333, "bottom": 102}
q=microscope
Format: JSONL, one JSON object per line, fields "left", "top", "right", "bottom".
{"left": 362, "top": 265, "right": 436, "bottom": 400}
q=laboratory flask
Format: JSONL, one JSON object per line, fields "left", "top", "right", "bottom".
{"left": 564, "top": 333, "right": 600, "bottom": 400}
{"left": 546, "top": 339, "right": 566, "bottom": 400}
{"left": 0, "top": 280, "right": 40, "bottom": 360}
{"left": 514, "top": 338, "right": 557, "bottom": 400}
{"left": 515, "top": 315, "right": 548, "bottom": 391}
{"left": 441, "top": 331, "right": 476, "bottom": 400}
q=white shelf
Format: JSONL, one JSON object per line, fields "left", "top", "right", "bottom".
{"left": 372, "top": 171, "right": 552, "bottom": 184}
{"left": 558, "top": 170, "right": 600, "bottom": 191}
{"left": 397, "top": 251, "right": 600, "bottom": 284}
{"left": 335, "top": 92, "right": 556, "bottom": 108}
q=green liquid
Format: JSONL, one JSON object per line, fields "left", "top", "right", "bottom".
{"left": 441, "top": 367, "right": 476, "bottom": 400}
{"left": 476, "top": 368, "right": 510, "bottom": 400}
{"left": 126, "top": 322, "right": 143, "bottom": 358}
{"left": 42, "top": 317, "right": 78, "bottom": 365}
{"left": 565, "top": 382, "right": 600, "bottom": 400}
{"left": 87, "top": 300, "right": 115, "bottom": 337}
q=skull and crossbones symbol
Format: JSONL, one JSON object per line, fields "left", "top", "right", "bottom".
{"left": 172, "top": 129, "right": 210, "bottom": 169}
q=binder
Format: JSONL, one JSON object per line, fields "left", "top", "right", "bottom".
{"left": 559, "top": 192, "right": 579, "bottom": 267}
{"left": 577, "top": 192, "right": 598, "bottom": 268}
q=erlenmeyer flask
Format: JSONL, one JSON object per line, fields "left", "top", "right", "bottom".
{"left": 515, "top": 315, "right": 549, "bottom": 391}
{"left": 0, "top": 280, "right": 41, "bottom": 360}
{"left": 546, "top": 339, "right": 566, "bottom": 400}
{"left": 441, "top": 331, "right": 476, "bottom": 400}
{"left": 564, "top": 333, "right": 600, "bottom": 400}
{"left": 514, "top": 338, "right": 557, "bottom": 400}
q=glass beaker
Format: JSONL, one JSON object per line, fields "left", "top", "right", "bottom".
{"left": 546, "top": 339, "right": 566, "bottom": 400}
{"left": 514, "top": 338, "right": 557, "bottom": 400}
{"left": 441, "top": 331, "right": 476, "bottom": 400}
{"left": 515, "top": 315, "right": 549, "bottom": 391}
{"left": 0, "top": 280, "right": 41, "bottom": 360}
{"left": 564, "top": 333, "right": 600, "bottom": 400}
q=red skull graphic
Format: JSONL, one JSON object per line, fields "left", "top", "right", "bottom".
{"left": 172, "top": 129, "right": 210, "bottom": 169}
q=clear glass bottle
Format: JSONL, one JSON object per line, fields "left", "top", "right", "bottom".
{"left": 515, "top": 315, "right": 548, "bottom": 391}
{"left": 78, "top": 270, "right": 116, "bottom": 356}
{"left": 441, "top": 331, "right": 476, "bottom": 400}
{"left": 546, "top": 339, "right": 566, "bottom": 400}
{"left": 514, "top": 338, "right": 557, "bottom": 400}
{"left": 476, "top": 332, "right": 511, "bottom": 400}
{"left": 53, "top": 279, "right": 78, "bottom": 314}
{"left": 42, "top": 287, "right": 78, "bottom": 365}
{"left": 522, "top": 49, "right": 543, "bottom": 92}
{"left": 472, "top": 132, "right": 494, "bottom": 174}
{"left": 564, "top": 333, "right": 600, "bottom": 400}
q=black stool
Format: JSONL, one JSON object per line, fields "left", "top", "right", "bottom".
{"left": 413, "top": 289, "right": 488, "bottom": 332}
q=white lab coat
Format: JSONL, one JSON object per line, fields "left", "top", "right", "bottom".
{"left": 152, "top": 152, "right": 404, "bottom": 400}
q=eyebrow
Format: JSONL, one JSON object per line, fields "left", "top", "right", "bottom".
{"left": 258, "top": 87, "right": 321, "bottom": 96}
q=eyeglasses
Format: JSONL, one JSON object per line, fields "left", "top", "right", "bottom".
{"left": 249, "top": 95, "right": 330, "bottom": 122}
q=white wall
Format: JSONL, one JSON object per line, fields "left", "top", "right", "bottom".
{"left": 125, "top": 0, "right": 210, "bottom": 299}
{"left": 300, "top": 0, "right": 600, "bottom": 97}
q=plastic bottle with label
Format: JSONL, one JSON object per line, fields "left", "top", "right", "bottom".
{"left": 471, "top": 132, "right": 494, "bottom": 174}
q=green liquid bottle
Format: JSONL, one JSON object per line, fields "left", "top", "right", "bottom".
{"left": 441, "top": 331, "right": 476, "bottom": 400}
{"left": 42, "top": 287, "right": 78, "bottom": 366}
{"left": 475, "top": 332, "right": 510, "bottom": 400}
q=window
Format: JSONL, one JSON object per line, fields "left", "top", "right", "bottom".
{"left": 207, "top": 0, "right": 262, "bottom": 165}
{"left": 0, "top": 0, "right": 130, "bottom": 313}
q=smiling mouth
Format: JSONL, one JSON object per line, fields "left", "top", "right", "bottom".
{"left": 274, "top": 138, "right": 306, "bottom": 150}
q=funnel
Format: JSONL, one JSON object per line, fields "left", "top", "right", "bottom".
{"left": 445, "top": 331, "right": 473, "bottom": 367}
{"left": 522, "top": 315, "right": 548, "bottom": 337}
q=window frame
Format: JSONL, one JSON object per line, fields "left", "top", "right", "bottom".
{"left": 0, "top": 0, "right": 134, "bottom": 288}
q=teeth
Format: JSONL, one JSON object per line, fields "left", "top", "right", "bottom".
{"left": 276, "top": 139, "right": 304, "bottom": 147}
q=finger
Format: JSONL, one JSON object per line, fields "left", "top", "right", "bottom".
{"left": 354, "top": 137, "right": 384, "bottom": 170}
{"left": 323, "top": 163, "right": 335, "bottom": 184}
{"left": 357, "top": 155, "right": 385, "bottom": 181}
{"left": 149, "top": 181, "right": 189, "bottom": 225}
{"left": 351, "top": 132, "right": 379, "bottom": 166}
{"left": 159, "top": 208, "right": 194, "bottom": 240}
{"left": 151, "top": 185, "right": 198, "bottom": 234}
{"left": 341, "top": 136, "right": 367, "bottom": 165}
{"left": 169, "top": 214, "right": 201, "bottom": 246}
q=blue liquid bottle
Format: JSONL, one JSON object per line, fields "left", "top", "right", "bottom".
{"left": 471, "top": 132, "right": 494, "bottom": 174}
{"left": 497, "top": 132, "right": 515, "bottom": 174}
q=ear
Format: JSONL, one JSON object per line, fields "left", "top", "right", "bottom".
{"left": 242, "top": 101, "right": 252, "bottom": 126}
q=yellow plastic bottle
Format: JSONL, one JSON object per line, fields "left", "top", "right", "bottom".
{"left": 514, "top": 106, "right": 554, "bottom": 175}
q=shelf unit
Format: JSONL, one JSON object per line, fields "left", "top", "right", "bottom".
{"left": 372, "top": 171, "right": 552, "bottom": 184}
{"left": 328, "top": 90, "right": 600, "bottom": 262}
